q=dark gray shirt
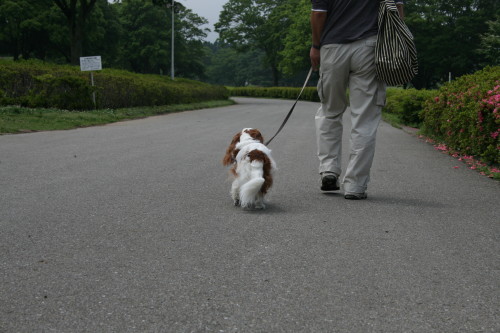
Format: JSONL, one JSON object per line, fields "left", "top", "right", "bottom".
{"left": 311, "top": 0, "right": 404, "bottom": 44}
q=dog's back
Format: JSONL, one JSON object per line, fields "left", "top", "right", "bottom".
{"left": 223, "top": 128, "right": 276, "bottom": 209}
{"left": 237, "top": 149, "right": 273, "bottom": 207}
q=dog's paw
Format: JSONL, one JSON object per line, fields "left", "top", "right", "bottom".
{"left": 254, "top": 203, "right": 266, "bottom": 210}
{"left": 234, "top": 199, "right": 241, "bottom": 207}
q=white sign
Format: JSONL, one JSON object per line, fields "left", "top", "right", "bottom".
{"left": 80, "top": 56, "right": 102, "bottom": 71}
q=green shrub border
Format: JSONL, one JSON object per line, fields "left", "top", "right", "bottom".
{"left": 421, "top": 66, "right": 499, "bottom": 165}
{"left": 0, "top": 59, "right": 229, "bottom": 110}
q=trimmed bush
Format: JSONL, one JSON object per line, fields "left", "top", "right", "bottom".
{"left": 421, "top": 66, "right": 500, "bottom": 164}
{"left": 28, "top": 74, "right": 95, "bottom": 110}
{"left": 230, "top": 86, "right": 436, "bottom": 128}
{"left": 229, "top": 86, "right": 320, "bottom": 102}
{"left": 0, "top": 60, "right": 229, "bottom": 110}
{"left": 384, "top": 88, "right": 437, "bottom": 127}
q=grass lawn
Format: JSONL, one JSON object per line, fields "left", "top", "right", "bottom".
{"left": 0, "top": 100, "right": 234, "bottom": 134}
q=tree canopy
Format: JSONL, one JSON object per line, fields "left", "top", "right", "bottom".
{"left": 0, "top": 0, "right": 498, "bottom": 87}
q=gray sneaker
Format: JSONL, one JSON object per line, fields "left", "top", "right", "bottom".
{"left": 320, "top": 173, "right": 340, "bottom": 191}
{"left": 344, "top": 192, "right": 368, "bottom": 200}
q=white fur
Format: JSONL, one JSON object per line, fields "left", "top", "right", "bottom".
{"left": 229, "top": 129, "right": 276, "bottom": 209}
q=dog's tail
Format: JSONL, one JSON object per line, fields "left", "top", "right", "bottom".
{"left": 239, "top": 160, "right": 265, "bottom": 208}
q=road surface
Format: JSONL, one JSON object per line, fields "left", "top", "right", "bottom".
{"left": 1, "top": 97, "right": 498, "bottom": 332}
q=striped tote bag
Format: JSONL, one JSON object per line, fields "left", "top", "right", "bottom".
{"left": 375, "top": 0, "right": 418, "bottom": 86}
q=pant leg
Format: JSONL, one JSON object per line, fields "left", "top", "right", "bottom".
{"left": 315, "top": 44, "right": 351, "bottom": 176}
{"left": 343, "top": 36, "right": 386, "bottom": 193}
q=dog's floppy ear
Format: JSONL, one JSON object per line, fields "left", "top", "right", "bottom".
{"left": 245, "top": 129, "right": 264, "bottom": 143}
{"left": 222, "top": 132, "right": 241, "bottom": 166}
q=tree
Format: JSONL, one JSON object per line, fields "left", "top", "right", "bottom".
{"left": 215, "top": 0, "right": 291, "bottom": 86}
{"left": 204, "top": 42, "right": 273, "bottom": 86}
{"left": 271, "top": 0, "right": 500, "bottom": 88}
{"left": 478, "top": 15, "right": 500, "bottom": 66}
{"left": 83, "top": 0, "right": 123, "bottom": 68}
{"left": 0, "top": 0, "right": 53, "bottom": 60}
{"left": 117, "top": 0, "right": 208, "bottom": 78}
{"left": 173, "top": 5, "right": 210, "bottom": 79}
{"left": 53, "top": 0, "right": 98, "bottom": 65}
{"left": 406, "top": 0, "right": 499, "bottom": 88}
{"left": 279, "top": 0, "right": 311, "bottom": 77}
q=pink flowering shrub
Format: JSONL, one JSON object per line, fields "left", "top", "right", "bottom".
{"left": 421, "top": 66, "right": 500, "bottom": 164}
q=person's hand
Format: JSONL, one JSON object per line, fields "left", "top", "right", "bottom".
{"left": 310, "top": 47, "right": 320, "bottom": 71}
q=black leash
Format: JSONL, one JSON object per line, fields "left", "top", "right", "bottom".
{"left": 265, "top": 67, "right": 314, "bottom": 146}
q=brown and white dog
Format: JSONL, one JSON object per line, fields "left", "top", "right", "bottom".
{"left": 222, "top": 128, "right": 276, "bottom": 209}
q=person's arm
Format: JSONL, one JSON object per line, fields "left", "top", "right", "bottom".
{"left": 395, "top": 1, "right": 405, "bottom": 19}
{"left": 310, "top": 10, "right": 327, "bottom": 70}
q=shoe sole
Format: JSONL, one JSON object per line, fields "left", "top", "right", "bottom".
{"left": 344, "top": 193, "right": 367, "bottom": 200}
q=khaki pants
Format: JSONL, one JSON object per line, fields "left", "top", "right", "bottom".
{"left": 316, "top": 35, "right": 386, "bottom": 194}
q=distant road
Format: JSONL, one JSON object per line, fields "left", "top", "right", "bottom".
{"left": 1, "top": 97, "right": 498, "bottom": 332}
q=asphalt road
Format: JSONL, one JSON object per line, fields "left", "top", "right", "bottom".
{"left": 1, "top": 97, "right": 498, "bottom": 332}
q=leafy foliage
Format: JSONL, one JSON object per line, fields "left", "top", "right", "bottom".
{"left": 228, "top": 86, "right": 319, "bottom": 102}
{"left": 405, "top": 0, "right": 499, "bottom": 88}
{"left": 0, "top": 0, "right": 54, "bottom": 60}
{"left": 384, "top": 88, "right": 437, "bottom": 127}
{"left": 279, "top": 0, "right": 311, "bottom": 76}
{"left": 53, "top": 0, "right": 98, "bottom": 65}
{"left": 215, "top": 0, "right": 292, "bottom": 85}
{"left": 204, "top": 43, "right": 274, "bottom": 87}
{"left": 277, "top": 0, "right": 500, "bottom": 88}
{"left": 421, "top": 66, "right": 500, "bottom": 164}
{"left": 478, "top": 14, "right": 500, "bottom": 66}
{"left": 0, "top": 0, "right": 498, "bottom": 88}
{"left": 0, "top": 0, "right": 209, "bottom": 79}
{"left": 0, "top": 59, "right": 228, "bottom": 110}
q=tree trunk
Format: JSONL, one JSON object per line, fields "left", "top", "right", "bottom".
{"left": 53, "top": 0, "right": 97, "bottom": 65}
{"left": 70, "top": 17, "right": 84, "bottom": 65}
{"left": 271, "top": 64, "right": 280, "bottom": 86}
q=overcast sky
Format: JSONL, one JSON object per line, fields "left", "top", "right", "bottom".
{"left": 181, "top": 0, "right": 228, "bottom": 42}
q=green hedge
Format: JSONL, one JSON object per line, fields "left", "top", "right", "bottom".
{"left": 421, "top": 66, "right": 500, "bottom": 164}
{"left": 384, "top": 88, "right": 437, "bottom": 127}
{"left": 229, "top": 86, "right": 436, "bottom": 128}
{"left": 229, "top": 86, "right": 320, "bottom": 102}
{"left": 230, "top": 84, "right": 488, "bottom": 132}
{"left": 0, "top": 60, "right": 228, "bottom": 110}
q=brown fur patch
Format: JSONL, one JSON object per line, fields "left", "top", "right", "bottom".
{"left": 247, "top": 149, "right": 273, "bottom": 194}
{"left": 230, "top": 164, "right": 237, "bottom": 177}
{"left": 244, "top": 129, "right": 264, "bottom": 143}
{"left": 222, "top": 132, "right": 241, "bottom": 166}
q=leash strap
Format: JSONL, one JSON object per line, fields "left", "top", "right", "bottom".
{"left": 265, "top": 67, "right": 314, "bottom": 146}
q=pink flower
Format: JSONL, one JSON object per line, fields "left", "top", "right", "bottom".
{"left": 453, "top": 166, "right": 460, "bottom": 169}
{"left": 435, "top": 97, "right": 440, "bottom": 102}
{"left": 435, "top": 144, "right": 448, "bottom": 151}
{"left": 491, "top": 131, "right": 499, "bottom": 139}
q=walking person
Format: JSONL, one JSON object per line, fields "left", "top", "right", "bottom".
{"left": 310, "top": 0, "right": 404, "bottom": 200}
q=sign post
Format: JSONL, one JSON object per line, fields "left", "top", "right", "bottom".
{"left": 80, "top": 56, "right": 102, "bottom": 108}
